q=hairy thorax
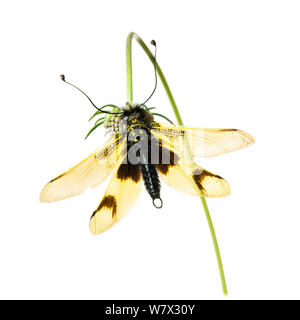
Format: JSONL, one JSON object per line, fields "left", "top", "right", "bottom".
{"left": 104, "top": 105, "right": 154, "bottom": 136}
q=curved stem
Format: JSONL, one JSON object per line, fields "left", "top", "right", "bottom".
{"left": 126, "top": 32, "right": 228, "bottom": 296}
{"left": 200, "top": 197, "right": 228, "bottom": 295}
{"left": 126, "top": 33, "right": 183, "bottom": 124}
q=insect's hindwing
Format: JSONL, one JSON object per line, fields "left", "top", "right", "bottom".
{"left": 40, "top": 136, "right": 125, "bottom": 202}
{"left": 151, "top": 123, "right": 255, "bottom": 158}
{"left": 89, "top": 158, "right": 142, "bottom": 235}
{"left": 156, "top": 145, "right": 230, "bottom": 197}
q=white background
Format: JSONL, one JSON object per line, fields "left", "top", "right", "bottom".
{"left": 0, "top": 0, "right": 299, "bottom": 300}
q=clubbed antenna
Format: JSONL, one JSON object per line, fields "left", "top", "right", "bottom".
{"left": 60, "top": 74, "right": 122, "bottom": 114}
{"left": 139, "top": 40, "right": 158, "bottom": 107}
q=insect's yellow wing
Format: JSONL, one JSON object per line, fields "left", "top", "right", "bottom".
{"left": 151, "top": 123, "right": 254, "bottom": 158}
{"left": 40, "top": 136, "right": 126, "bottom": 202}
{"left": 89, "top": 159, "right": 142, "bottom": 235}
{"left": 156, "top": 145, "right": 230, "bottom": 197}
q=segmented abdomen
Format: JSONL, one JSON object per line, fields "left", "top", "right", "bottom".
{"left": 140, "top": 162, "right": 161, "bottom": 201}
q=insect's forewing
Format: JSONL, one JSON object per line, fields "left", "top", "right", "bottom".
{"left": 89, "top": 159, "right": 142, "bottom": 235}
{"left": 155, "top": 144, "right": 230, "bottom": 197}
{"left": 40, "top": 135, "right": 125, "bottom": 202}
{"left": 151, "top": 123, "right": 254, "bottom": 158}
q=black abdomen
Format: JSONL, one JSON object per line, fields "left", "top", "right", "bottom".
{"left": 127, "top": 127, "right": 163, "bottom": 208}
{"left": 140, "top": 162, "right": 162, "bottom": 208}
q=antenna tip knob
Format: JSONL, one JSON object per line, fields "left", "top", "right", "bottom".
{"left": 60, "top": 74, "right": 65, "bottom": 81}
{"left": 150, "top": 40, "right": 156, "bottom": 46}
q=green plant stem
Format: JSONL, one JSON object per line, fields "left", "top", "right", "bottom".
{"left": 126, "top": 33, "right": 182, "bottom": 124}
{"left": 125, "top": 32, "right": 228, "bottom": 296}
{"left": 200, "top": 197, "right": 227, "bottom": 295}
